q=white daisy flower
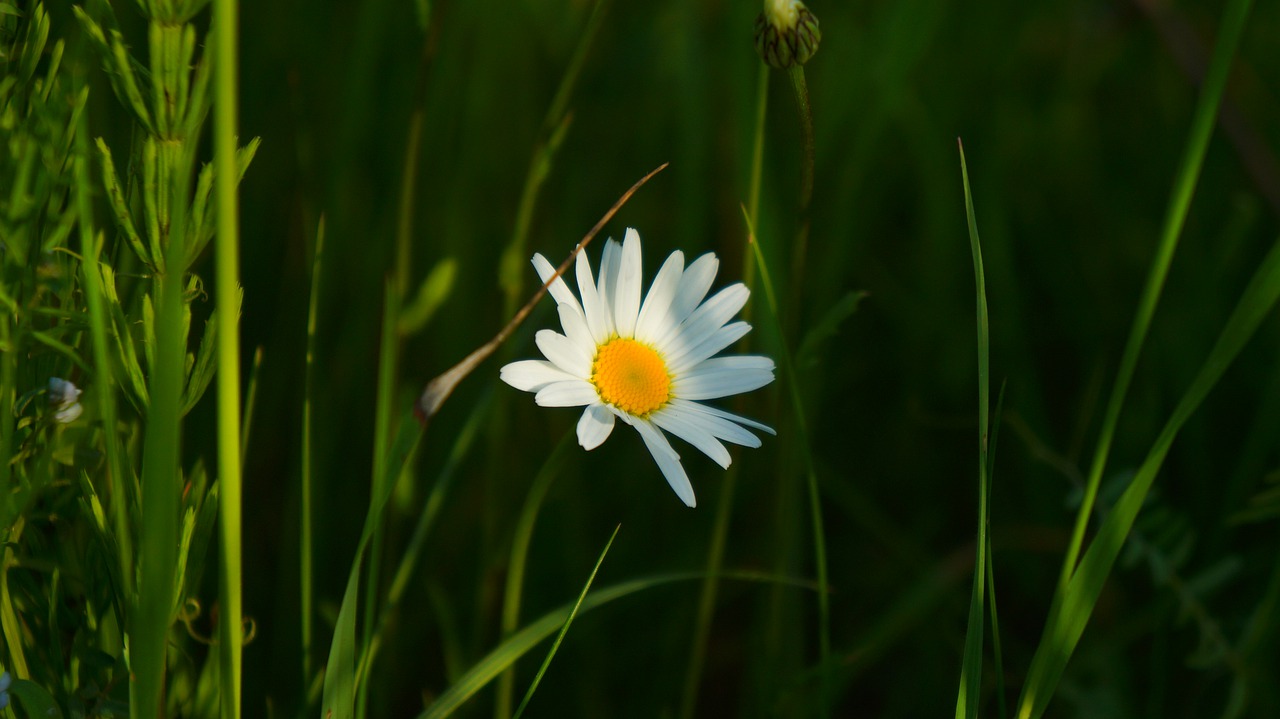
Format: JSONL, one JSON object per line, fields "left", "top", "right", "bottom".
{"left": 500, "top": 228, "right": 776, "bottom": 507}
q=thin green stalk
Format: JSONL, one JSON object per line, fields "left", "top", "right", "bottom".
{"left": 75, "top": 100, "right": 134, "bottom": 600}
{"left": 1057, "top": 0, "right": 1255, "bottom": 591}
{"left": 213, "top": 0, "right": 245, "bottom": 715}
{"left": 744, "top": 211, "right": 830, "bottom": 716}
{"left": 681, "top": 59, "right": 770, "bottom": 719}
{"left": 357, "top": 282, "right": 401, "bottom": 716}
{"left": 496, "top": 433, "right": 575, "bottom": 718}
{"left": 511, "top": 525, "right": 621, "bottom": 719}
{"left": 301, "top": 218, "right": 325, "bottom": 691}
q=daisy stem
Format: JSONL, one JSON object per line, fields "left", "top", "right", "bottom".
{"left": 743, "top": 210, "right": 831, "bottom": 717}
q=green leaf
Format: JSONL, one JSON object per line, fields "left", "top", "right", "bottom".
{"left": 95, "top": 139, "right": 151, "bottom": 268}
{"left": 9, "top": 678, "right": 64, "bottom": 718}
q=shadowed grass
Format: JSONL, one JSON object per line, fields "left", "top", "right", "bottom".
{"left": 954, "top": 139, "right": 992, "bottom": 719}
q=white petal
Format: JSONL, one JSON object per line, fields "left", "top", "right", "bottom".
{"left": 532, "top": 254, "right": 582, "bottom": 316}
{"left": 500, "top": 359, "right": 579, "bottom": 392}
{"left": 613, "top": 229, "right": 643, "bottom": 337}
{"left": 535, "top": 329, "right": 591, "bottom": 377}
{"left": 663, "top": 400, "right": 762, "bottom": 447}
{"left": 651, "top": 407, "right": 732, "bottom": 469}
{"left": 669, "top": 397, "right": 775, "bottom": 436}
{"left": 631, "top": 419, "right": 697, "bottom": 508}
{"left": 576, "top": 403, "right": 615, "bottom": 450}
{"left": 635, "top": 250, "right": 684, "bottom": 342}
{"left": 674, "top": 367, "right": 775, "bottom": 400}
{"left": 657, "top": 283, "right": 748, "bottom": 359}
{"left": 576, "top": 250, "right": 610, "bottom": 343}
{"left": 665, "top": 253, "right": 719, "bottom": 328}
{"left": 556, "top": 302, "right": 595, "bottom": 356}
{"left": 534, "top": 380, "right": 599, "bottom": 407}
{"left": 595, "top": 239, "right": 621, "bottom": 337}
{"left": 666, "top": 321, "right": 753, "bottom": 373}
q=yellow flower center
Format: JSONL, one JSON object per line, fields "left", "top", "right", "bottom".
{"left": 591, "top": 338, "right": 672, "bottom": 416}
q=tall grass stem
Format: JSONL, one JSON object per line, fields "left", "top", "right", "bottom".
{"left": 213, "top": 0, "right": 246, "bottom": 715}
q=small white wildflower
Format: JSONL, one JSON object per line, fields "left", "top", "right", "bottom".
{"left": 48, "top": 377, "right": 84, "bottom": 424}
{"left": 500, "top": 228, "right": 776, "bottom": 508}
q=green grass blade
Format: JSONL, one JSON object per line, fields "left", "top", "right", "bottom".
{"left": 496, "top": 431, "right": 575, "bottom": 718}
{"left": 1058, "top": 0, "right": 1255, "bottom": 590}
{"left": 301, "top": 217, "right": 325, "bottom": 690}
{"left": 420, "top": 570, "right": 816, "bottom": 719}
{"left": 213, "top": 0, "right": 245, "bottom": 714}
{"left": 955, "top": 139, "right": 990, "bottom": 719}
{"left": 1017, "top": 238, "right": 1280, "bottom": 719}
{"left": 510, "top": 524, "right": 621, "bottom": 719}
{"left": 320, "top": 415, "right": 424, "bottom": 719}
{"left": 357, "top": 281, "right": 401, "bottom": 718}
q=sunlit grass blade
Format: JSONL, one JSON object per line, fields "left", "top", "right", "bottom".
{"left": 1058, "top": 0, "right": 1255, "bottom": 591}
{"left": 510, "top": 524, "right": 621, "bottom": 719}
{"left": 319, "top": 414, "right": 424, "bottom": 719}
{"left": 420, "top": 570, "right": 816, "bottom": 719}
{"left": 742, "top": 208, "right": 831, "bottom": 715}
{"left": 1017, "top": 237, "right": 1280, "bottom": 719}
{"left": 213, "top": 0, "right": 245, "bottom": 714}
{"left": 497, "top": 432, "right": 575, "bottom": 717}
{"left": 954, "top": 139, "right": 990, "bottom": 719}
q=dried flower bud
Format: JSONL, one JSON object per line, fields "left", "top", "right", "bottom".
{"left": 755, "top": 0, "right": 821, "bottom": 69}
